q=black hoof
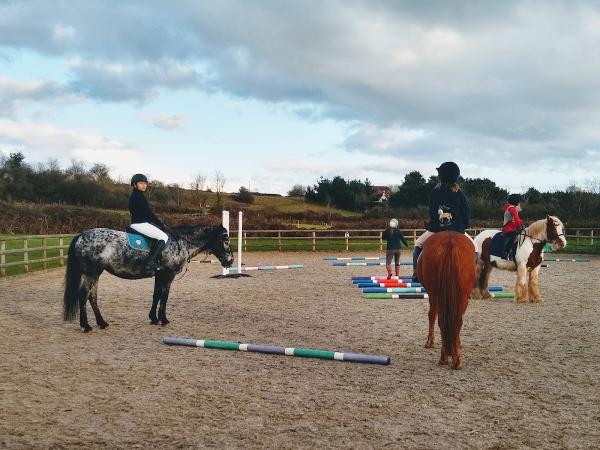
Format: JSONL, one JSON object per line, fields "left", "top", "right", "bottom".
{"left": 150, "top": 319, "right": 159, "bottom": 325}
{"left": 98, "top": 322, "right": 109, "bottom": 329}
{"left": 159, "top": 319, "right": 170, "bottom": 326}
{"left": 81, "top": 325, "right": 93, "bottom": 333}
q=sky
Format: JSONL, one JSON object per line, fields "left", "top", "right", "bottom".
{"left": 1, "top": 0, "right": 600, "bottom": 195}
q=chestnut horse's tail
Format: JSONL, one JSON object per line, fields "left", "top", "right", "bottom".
{"left": 432, "top": 234, "right": 472, "bottom": 362}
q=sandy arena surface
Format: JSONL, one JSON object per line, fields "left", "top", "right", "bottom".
{"left": 1, "top": 251, "right": 599, "bottom": 449}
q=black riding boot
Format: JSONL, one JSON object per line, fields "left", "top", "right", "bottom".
{"left": 145, "top": 240, "right": 167, "bottom": 271}
{"left": 411, "top": 246, "right": 422, "bottom": 282}
{"left": 502, "top": 235, "right": 512, "bottom": 259}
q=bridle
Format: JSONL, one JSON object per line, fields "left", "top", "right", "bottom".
{"left": 518, "top": 220, "right": 565, "bottom": 247}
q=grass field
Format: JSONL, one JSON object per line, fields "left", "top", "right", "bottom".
{"left": 187, "top": 191, "right": 362, "bottom": 218}
{"left": 241, "top": 195, "right": 362, "bottom": 218}
{"left": 561, "top": 240, "right": 600, "bottom": 255}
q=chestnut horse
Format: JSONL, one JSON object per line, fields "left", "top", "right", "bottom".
{"left": 417, "top": 231, "right": 476, "bottom": 369}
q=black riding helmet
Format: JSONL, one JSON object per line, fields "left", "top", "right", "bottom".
{"left": 507, "top": 194, "right": 522, "bottom": 206}
{"left": 131, "top": 173, "right": 148, "bottom": 187}
{"left": 436, "top": 162, "right": 460, "bottom": 183}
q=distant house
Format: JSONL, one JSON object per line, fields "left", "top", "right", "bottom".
{"left": 373, "top": 185, "right": 391, "bottom": 202}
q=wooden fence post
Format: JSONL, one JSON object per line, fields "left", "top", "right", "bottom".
{"left": 243, "top": 231, "right": 247, "bottom": 252}
{"left": 413, "top": 230, "right": 417, "bottom": 246}
{"left": 23, "top": 239, "right": 29, "bottom": 273}
{"left": 312, "top": 231, "right": 316, "bottom": 252}
{"left": 43, "top": 238, "right": 48, "bottom": 270}
{"left": 278, "top": 232, "right": 282, "bottom": 252}
{"left": 591, "top": 230, "right": 594, "bottom": 246}
{"left": 1, "top": 240, "right": 5, "bottom": 276}
{"left": 345, "top": 232, "right": 349, "bottom": 251}
{"left": 59, "top": 237, "right": 65, "bottom": 266}
{"left": 379, "top": 231, "right": 383, "bottom": 251}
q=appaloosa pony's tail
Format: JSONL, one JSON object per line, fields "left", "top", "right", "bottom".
{"left": 63, "top": 234, "right": 82, "bottom": 321}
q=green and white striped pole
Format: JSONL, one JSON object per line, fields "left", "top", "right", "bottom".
{"left": 543, "top": 258, "right": 590, "bottom": 262}
{"left": 163, "top": 336, "right": 390, "bottom": 365}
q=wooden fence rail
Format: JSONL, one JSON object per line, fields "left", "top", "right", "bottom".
{"left": 0, "top": 234, "right": 74, "bottom": 276}
{"left": 1, "top": 228, "right": 597, "bottom": 276}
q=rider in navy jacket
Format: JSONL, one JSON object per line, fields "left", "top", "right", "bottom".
{"left": 128, "top": 173, "right": 170, "bottom": 271}
{"left": 426, "top": 184, "right": 470, "bottom": 233}
{"left": 129, "top": 188, "right": 166, "bottom": 229}
{"left": 412, "top": 162, "right": 472, "bottom": 281}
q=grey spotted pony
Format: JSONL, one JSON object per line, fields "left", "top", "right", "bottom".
{"left": 63, "top": 224, "right": 233, "bottom": 332}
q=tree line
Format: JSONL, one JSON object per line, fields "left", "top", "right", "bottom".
{"left": 2, "top": 151, "right": 600, "bottom": 226}
{"left": 303, "top": 171, "right": 600, "bottom": 226}
{"left": 0, "top": 152, "right": 232, "bottom": 213}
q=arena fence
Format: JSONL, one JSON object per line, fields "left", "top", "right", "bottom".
{"left": 1, "top": 228, "right": 598, "bottom": 277}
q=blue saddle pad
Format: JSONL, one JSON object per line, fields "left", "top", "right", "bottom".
{"left": 488, "top": 232, "right": 516, "bottom": 261}
{"left": 125, "top": 226, "right": 172, "bottom": 252}
{"left": 127, "top": 232, "right": 153, "bottom": 251}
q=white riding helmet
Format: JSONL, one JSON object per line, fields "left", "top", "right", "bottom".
{"left": 389, "top": 218, "right": 398, "bottom": 228}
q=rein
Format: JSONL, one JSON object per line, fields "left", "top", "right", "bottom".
{"left": 518, "top": 227, "right": 564, "bottom": 247}
{"left": 518, "top": 230, "right": 545, "bottom": 245}
{"left": 174, "top": 240, "right": 191, "bottom": 282}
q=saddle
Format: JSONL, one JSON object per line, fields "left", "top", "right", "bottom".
{"left": 125, "top": 226, "right": 171, "bottom": 252}
{"left": 488, "top": 231, "right": 517, "bottom": 261}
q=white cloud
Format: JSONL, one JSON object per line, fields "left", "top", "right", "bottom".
{"left": 0, "top": 76, "right": 73, "bottom": 116}
{"left": 344, "top": 124, "right": 430, "bottom": 154}
{"left": 67, "top": 59, "right": 210, "bottom": 102}
{"left": 52, "top": 24, "right": 76, "bottom": 43}
{"left": 264, "top": 158, "right": 367, "bottom": 179}
{"left": 2, "top": 1, "right": 600, "bottom": 191}
{"left": 142, "top": 114, "right": 184, "bottom": 130}
{"left": 0, "top": 119, "right": 141, "bottom": 174}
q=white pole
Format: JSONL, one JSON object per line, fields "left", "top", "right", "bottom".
{"left": 238, "top": 211, "right": 243, "bottom": 273}
{"left": 222, "top": 210, "right": 230, "bottom": 276}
